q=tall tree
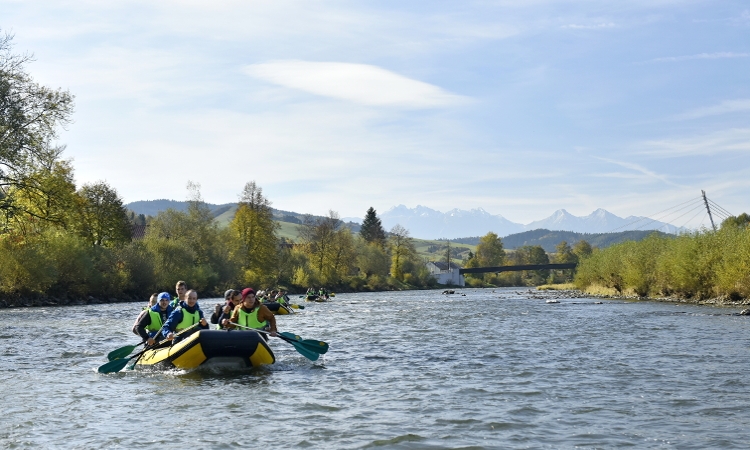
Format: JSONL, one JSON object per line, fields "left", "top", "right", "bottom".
{"left": 229, "top": 181, "right": 279, "bottom": 286}
{"left": 389, "top": 224, "right": 415, "bottom": 281}
{"left": 476, "top": 232, "right": 505, "bottom": 267}
{"left": 75, "top": 181, "right": 131, "bottom": 247}
{"left": 298, "top": 210, "right": 356, "bottom": 284}
{"left": 359, "top": 207, "right": 386, "bottom": 247}
{"left": 0, "top": 32, "right": 74, "bottom": 233}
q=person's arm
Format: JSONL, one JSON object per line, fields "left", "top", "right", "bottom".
{"left": 136, "top": 311, "right": 153, "bottom": 342}
{"left": 222, "top": 307, "right": 240, "bottom": 329}
{"left": 198, "top": 309, "right": 208, "bottom": 329}
{"left": 259, "top": 306, "right": 278, "bottom": 334}
{"left": 162, "top": 309, "right": 181, "bottom": 340}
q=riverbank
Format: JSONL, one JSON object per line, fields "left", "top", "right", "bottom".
{"left": 537, "top": 283, "right": 750, "bottom": 307}
{"left": 0, "top": 293, "right": 144, "bottom": 309}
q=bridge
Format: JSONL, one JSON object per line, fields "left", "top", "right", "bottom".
{"left": 458, "top": 263, "right": 577, "bottom": 275}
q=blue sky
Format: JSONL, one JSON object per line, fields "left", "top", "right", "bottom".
{"left": 2, "top": 1, "right": 748, "bottom": 226}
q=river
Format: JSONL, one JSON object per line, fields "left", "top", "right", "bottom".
{"left": 1, "top": 288, "right": 749, "bottom": 449}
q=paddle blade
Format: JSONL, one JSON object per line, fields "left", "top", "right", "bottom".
{"left": 279, "top": 331, "right": 301, "bottom": 342}
{"left": 107, "top": 343, "right": 140, "bottom": 361}
{"left": 276, "top": 334, "right": 319, "bottom": 361}
{"left": 279, "top": 332, "right": 328, "bottom": 354}
{"left": 300, "top": 339, "right": 329, "bottom": 354}
{"left": 98, "top": 357, "right": 131, "bottom": 374}
{"left": 291, "top": 342, "right": 320, "bottom": 361}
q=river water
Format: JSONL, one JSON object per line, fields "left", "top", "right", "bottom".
{"left": 1, "top": 288, "right": 749, "bottom": 449}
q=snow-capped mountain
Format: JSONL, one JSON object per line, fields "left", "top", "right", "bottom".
{"left": 364, "top": 205, "right": 680, "bottom": 239}
{"left": 370, "top": 205, "right": 524, "bottom": 239}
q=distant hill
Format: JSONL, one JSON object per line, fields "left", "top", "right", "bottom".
{"left": 453, "top": 228, "right": 671, "bottom": 252}
{"left": 125, "top": 200, "right": 360, "bottom": 238}
{"left": 126, "top": 200, "right": 671, "bottom": 249}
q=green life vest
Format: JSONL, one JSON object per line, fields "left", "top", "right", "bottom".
{"left": 146, "top": 310, "right": 164, "bottom": 332}
{"left": 238, "top": 307, "right": 267, "bottom": 330}
{"left": 277, "top": 296, "right": 287, "bottom": 306}
{"left": 176, "top": 307, "right": 200, "bottom": 331}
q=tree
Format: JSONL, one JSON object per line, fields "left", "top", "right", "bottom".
{"left": 721, "top": 213, "right": 750, "bottom": 229}
{"left": 554, "top": 241, "right": 577, "bottom": 264}
{"left": 389, "top": 224, "right": 415, "bottom": 281}
{"left": 360, "top": 207, "right": 386, "bottom": 247}
{"left": 476, "top": 232, "right": 505, "bottom": 267}
{"left": 0, "top": 32, "right": 74, "bottom": 232}
{"left": 229, "top": 181, "right": 279, "bottom": 286}
{"left": 356, "top": 237, "right": 390, "bottom": 279}
{"left": 572, "top": 240, "right": 593, "bottom": 260}
{"left": 444, "top": 239, "right": 452, "bottom": 265}
{"left": 75, "top": 181, "right": 131, "bottom": 247}
{"left": 298, "top": 210, "right": 356, "bottom": 285}
{"left": 3, "top": 154, "right": 77, "bottom": 235}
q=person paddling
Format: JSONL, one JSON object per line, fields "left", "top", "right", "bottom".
{"left": 162, "top": 289, "right": 209, "bottom": 342}
{"left": 215, "top": 289, "right": 241, "bottom": 329}
{"left": 222, "top": 288, "right": 277, "bottom": 338}
{"left": 135, "top": 292, "right": 174, "bottom": 346}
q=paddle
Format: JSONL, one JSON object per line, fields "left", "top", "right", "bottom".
{"left": 229, "top": 323, "right": 326, "bottom": 361}
{"left": 107, "top": 341, "right": 146, "bottom": 361}
{"left": 277, "top": 331, "right": 329, "bottom": 354}
{"left": 97, "top": 323, "right": 199, "bottom": 374}
{"left": 290, "top": 304, "right": 305, "bottom": 310}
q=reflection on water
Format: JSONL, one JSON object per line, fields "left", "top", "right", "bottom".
{"left": 1, "top": 288, "right": 750, "bottom": 449}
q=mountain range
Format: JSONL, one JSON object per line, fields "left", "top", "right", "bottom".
{"left": 125, "top": 200, "right": 680, "bottom": 240}
{"left": 347, "top": 205, "right": 681, "bottom": 239}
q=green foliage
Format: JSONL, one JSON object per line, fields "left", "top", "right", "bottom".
{"left": 575, "top": 228, "right": 750, "bottom": 300}
{"left": 359, "top": 207, "right": 386, "bottom": 247}
{"left": 228, "top": 181, "right": 279, "bottom": 286}
{"left": 721, "top": 213, "right": 750, "bottom": 230}
{"left": 389, "top": 224, "right": 416, "bottom": 281}
{"left": 75, "top": 181, "right": 131, "bottom": 247}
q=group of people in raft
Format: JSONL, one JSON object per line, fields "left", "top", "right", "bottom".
{"left": 132, "top": 280, "right": 286, "bottom": 347}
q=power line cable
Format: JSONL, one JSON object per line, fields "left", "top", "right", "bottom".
{"left": 654, "top": 203, "right": 705, "bottom": 231}
{"left": 606, "top": 197, "right": 704, "bottom": 233}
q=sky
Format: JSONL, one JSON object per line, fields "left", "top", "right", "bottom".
{"left": 2, "top": 0, "right": 749, "bottom": 227}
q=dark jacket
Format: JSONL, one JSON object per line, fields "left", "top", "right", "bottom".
{"left": 217, "top": 301, "right": 238, "bottom": 329}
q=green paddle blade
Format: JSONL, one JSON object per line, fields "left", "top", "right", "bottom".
{"left": 275, "top": 333, "right": 319, "bottom": 361}
{"left": 98, "top": 357, "right": 131, "bottom": 374}
{"left": 279, "top": 331, "right": 302, "bottom": 342}
{"left": 278, "top": 332, "right": 329, "bottom": 354}
{"left": 107, "top": 343, "right": 142, "bottom": 361}
{"left": 300, "top": 339, "right": 329, "bottom": 354}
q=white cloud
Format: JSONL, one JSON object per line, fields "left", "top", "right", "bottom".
{"left": 647, "top": 52, "right": 749, "bottom": 63}
{"left": 594, "top": 156, "right": 683, "bottom": 187}
{"left": 243, "top": 60, "right": 470, "bottom": 108}
{"left": 674, "top": 99, "right": 750, "bottom": 120}
{"left": 562, "top": 22, "right": 616, "bottom": 29}
{"left": 639, "top": 128, "right": 750, "bottom": 157}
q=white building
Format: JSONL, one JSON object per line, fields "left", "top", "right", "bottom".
{"left": 426, "top": 261, "right": 465, "bottom": 286}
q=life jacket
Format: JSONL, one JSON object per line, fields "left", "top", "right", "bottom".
{"left": 176, "top": 307, "right": 201, "bottom": 331}
{"left": 145, "top": 310, "right": 164, "bottom": 332}
{"left": 238, "top": 307, "right": 267, "bottom": 330}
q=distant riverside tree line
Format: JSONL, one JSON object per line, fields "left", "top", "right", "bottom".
{"left": 3, "top": 33, "right": 749, "bottom": 303}
{"left": 574, "top": 215, "right": 750, "bottom": 300}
